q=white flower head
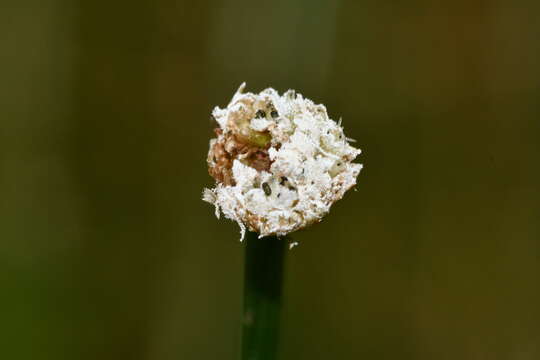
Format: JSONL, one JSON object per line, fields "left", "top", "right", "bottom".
{"left": 203, "top": 83, "right": 363, "bottom": 240}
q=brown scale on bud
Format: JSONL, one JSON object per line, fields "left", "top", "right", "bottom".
{"left": 207, "top": 91, "right": 275, "bottom": 185}
{"left": 207, "top": 128, "right": 272, "bottom": 186}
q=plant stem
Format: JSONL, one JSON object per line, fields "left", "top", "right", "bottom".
{"left": 241, "top": 232, "right": 286, "bottom": 360}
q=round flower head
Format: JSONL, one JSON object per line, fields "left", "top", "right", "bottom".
{"left": 203, "top": 83, "right": 362, "bottom": 240}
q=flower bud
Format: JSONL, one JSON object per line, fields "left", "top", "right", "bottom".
{"left": 203, "top": 83, "right": 363, "bottom": 241}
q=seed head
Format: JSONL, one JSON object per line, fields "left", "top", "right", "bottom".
{"left": 203, "top": 83, "right": 363, "bottom": 240}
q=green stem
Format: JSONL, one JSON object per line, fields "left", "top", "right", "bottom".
{"left": 241, "top": 232, "right": 286, "bottom": 360}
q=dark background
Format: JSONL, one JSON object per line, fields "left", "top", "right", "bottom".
{"left": 2, "top": 1, "right": 539, "bottom": 359}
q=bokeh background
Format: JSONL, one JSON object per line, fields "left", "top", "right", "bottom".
{"left": 2, "top": 0, "right": 540, "bottom": 359}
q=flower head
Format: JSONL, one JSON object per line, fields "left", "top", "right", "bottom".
{"left": 203, "top": 83, "right": 363, "bottom": 240}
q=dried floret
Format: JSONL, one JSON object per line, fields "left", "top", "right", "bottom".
{"left": 203, "top": 83, "right": 363, "bottom": 240}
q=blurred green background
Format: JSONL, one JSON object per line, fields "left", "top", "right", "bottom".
{"left": 1, "top": 0, "right": 539, "bottom": 359}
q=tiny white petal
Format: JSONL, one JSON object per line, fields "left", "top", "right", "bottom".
{"left": 289, "top": 242, "right": 299, "bottom": 249}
